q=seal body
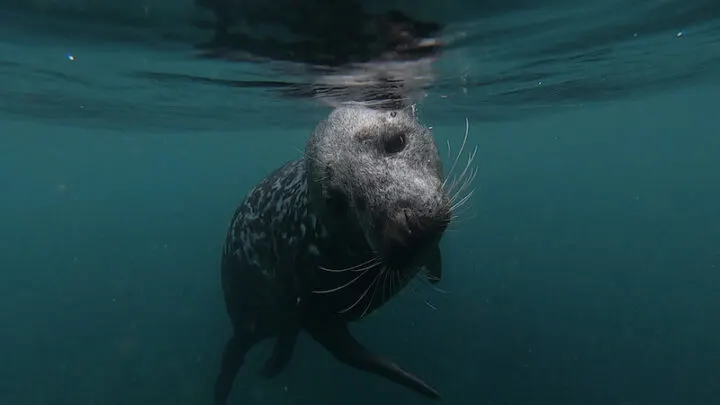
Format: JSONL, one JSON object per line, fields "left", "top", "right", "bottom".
{"left": 215, "top": 106, "right": 450, "bottom": 404}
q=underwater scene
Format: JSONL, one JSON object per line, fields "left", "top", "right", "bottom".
{"left": 1, "top": 1, "right": 719, "bottom": 405}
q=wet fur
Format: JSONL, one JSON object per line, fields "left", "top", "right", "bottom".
{"left": 215, "top": 106, "right": 449, "bottom": 404}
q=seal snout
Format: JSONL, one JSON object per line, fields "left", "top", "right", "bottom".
{"left": 380, "top": 201, "right": 449, "bottom": 266}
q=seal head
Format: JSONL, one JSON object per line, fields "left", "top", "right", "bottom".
{"left": 306, "top": 106, "right": 449, "bottom": 276}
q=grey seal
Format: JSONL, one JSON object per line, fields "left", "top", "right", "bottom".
{"left": 214, "top": 105, "right": 455, "bottom": 404}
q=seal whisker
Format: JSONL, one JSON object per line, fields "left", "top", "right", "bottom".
{"left": 441, "top": 117, "right": 470, "bottom": 191}
{"left": 337, "top": 266, "right": 385, "bottom": 315}
{"left": 450, "top": 164, "right": 479, "bottom": 205}
{"left": 451, "top": 187, "right": 474, "bottom": 209}
{"left": 379, "top": 266, "right": 392, "bottom": 308}
{"left": 449, "top": 211, "right": 477, "bottom": 224}
{"left": 447, "top": 144, "right": 479, "bottom": 201}
{"left": 318, "top": 257, "right": 382, "bottom": 273}
{"left": 392, "top": 269, "right": 439, "bottom": 310}
{"left": 441, "top": 118, "right": 480, "bottom": 228}
{"left": 457, "top": 167, "right": 479, "bottom": 203}
{"left": 445, "top": 213, "right": 478, "bottom": 233}
{"left": 407, "top": 280, "right": 439, "bottom": 311}
{"left": 312, "top": 262, "right": 380, "bottom": 294}
{"left": 421, "top": 296, "right": 439, "bottom": 311}
{"left": 450, "top": 189, "right": 474, "bottom": 212}
{"left": 420, "top": 273, "right": 443, "bottom": 286}
{"left": 394, "top": 268, "right": 404, "bottom": 298}
{"left": 359, "top": 267, "right": 386, "bottom": 319}
{"left": 414, "top": 269, "right": 449, "bottom": 294}
{"left": 448, "top": 205, "right": 476, "bottom": 224}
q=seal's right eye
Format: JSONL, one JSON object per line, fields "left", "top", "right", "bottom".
{"left": 384, "top": 132, "right": 407, "bottom": 154}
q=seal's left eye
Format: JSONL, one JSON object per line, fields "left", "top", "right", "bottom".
{"left": 384, "top": 132, "right": 407, "bottom": 154}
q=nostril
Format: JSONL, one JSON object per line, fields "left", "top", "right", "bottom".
{"left": 401, "top": 209, "right": 413, "bottom": 234}
{"left": 397, "top": 200, "right": 414, "bottom": 225}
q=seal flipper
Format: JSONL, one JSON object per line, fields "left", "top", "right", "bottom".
{"left": 262, "top": 327, "right": 300, "bottom": 378}
{"left": 306, "top": 322, "right": 440, "bottom": 399}
{"left": 214, "top": 333, "right": 253, "bottom": 405}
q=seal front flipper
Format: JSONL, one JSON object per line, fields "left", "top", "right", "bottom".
{"left": 261, "top": 327, "right": 300, "bottom": 378}
{"left": 306, "top": 322, "right": 440, "bottom": 399}
{"left": 214, "top": 333, "right": 254, "bottom": 405}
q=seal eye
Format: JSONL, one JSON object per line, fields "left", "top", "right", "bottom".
{"left": 384, "top": 132, "right": 407, "bottom": 154}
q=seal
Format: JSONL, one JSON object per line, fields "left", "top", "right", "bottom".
{"left": 214, "top": 105, "right": 454, "bottom": 404}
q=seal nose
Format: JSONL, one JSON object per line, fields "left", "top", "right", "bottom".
{"left": 382, "top": 201, "right": 448, "bottom": 251}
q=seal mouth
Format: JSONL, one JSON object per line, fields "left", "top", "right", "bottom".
{"left": 377, "top": 206, "right": 449, "bottom": 268}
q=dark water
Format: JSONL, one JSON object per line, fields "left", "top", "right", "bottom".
{"left": 1, "top": 1, "right": 719, "bottom": 405}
